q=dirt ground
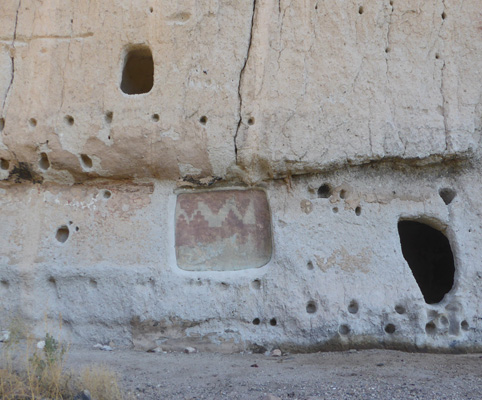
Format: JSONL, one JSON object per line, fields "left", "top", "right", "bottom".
{"left": 65, "top": 347, "right": 482, "bottom": 400}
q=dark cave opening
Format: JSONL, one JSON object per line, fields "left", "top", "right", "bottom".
{"left": 398, "top": 220, "right": 455, "bottom": 304}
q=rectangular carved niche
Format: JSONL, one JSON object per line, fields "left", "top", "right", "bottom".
{"left": 175, "top": 189, "right": 272, "bottom": 271}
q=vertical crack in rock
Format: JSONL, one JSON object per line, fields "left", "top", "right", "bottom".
{"left": 234, "top": 0, "right": 257, "bottom": 164}
{"left": 2, "top": 0, "right": 22, "bottom": 112}
{"left": 440, "top": 0, "right": 449, "bottom": 152}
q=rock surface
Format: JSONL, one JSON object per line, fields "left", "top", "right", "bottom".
{"left": 0, "top": 0, "right": 481, "bottom": 351}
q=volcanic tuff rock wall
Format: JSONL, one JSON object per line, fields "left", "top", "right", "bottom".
{"left": 0, "top": 0, "right": 481, "bottom": 351}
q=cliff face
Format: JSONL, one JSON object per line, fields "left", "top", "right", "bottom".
{"left": 0, "top": 0, "right": 481, "bottom": 351}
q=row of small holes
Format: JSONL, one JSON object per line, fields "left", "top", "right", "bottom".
{"left": 253, "top": 318, "right": 277, "bottom": 326}
{"left": 36, "top": 153, "right": 94, "bottom": 171}
{"left": 339, "top": 323, "right": 396, "bottom": 335}
{"left": 426, "top": 320, "right": 469, "bottom": 334}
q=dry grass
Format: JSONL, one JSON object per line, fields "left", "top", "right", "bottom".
{"left": 0, "top": 319, "right": 128, "bottom": 400}
{"left": 80, "top": 365, "right": 126, "bottom": 400}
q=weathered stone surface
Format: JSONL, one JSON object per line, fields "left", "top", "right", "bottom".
{"left": 0, "top": 1, "right": 481, "bottom": 353}
{"left": 175, "top": 189, "right": 272, "bottom": 271}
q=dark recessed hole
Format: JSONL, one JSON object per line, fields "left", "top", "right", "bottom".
{"left": 385, "top": 323, "right": 396, "bottom": 334}
{"left": 307, "top": 261, "right": 314, "bottom": 270}
{"left": 248, "top": 117, "right": 255, "bottom": 125}
{"left": 441, "top": 11, "right": 446, "bottom": 19}
{"left": 1, "top": 279, "right": 9, "bottom": 288}
{"left": 199, "top": 116, "right": 207, "bottom": 125}
{"left": 48, "top": 276, "right": 56, "bottom": 285}
{"left": 398, "top": 220, "right": 455, "bottom": 304}
{"left": 105, "top": 111, "right": 113, "bottom": 123}
{"left": 425, "top": 321, "right": 436, "bottom": 334}
{"left": 0, "top": 158, "right": 9, "bottom": 170}
{"left": 317, "top": 184, "right": 332, "bottom": 198}
{"left": 120, "top": 46, "right": 154, "bottom": 95}
{"left": 89, "top": 278, "right": 97, "bottom": 288}
{"left": 461, "top": 320, "right": 469, "bottom": 331}
{"left": 395, "top": 305, "right": 406, "bottom": 314}
{"left": 339, "top": 189, "right": 346, "bottom": 199}
{"left": 220, "top": 282, "right": 229, "bottom": 290}
{"left": 65, "top": 115, "right": 74, "bottom": 126}
{"left": 269, "top": 318, "right": 277, "bottom": 326}
{"left": 385, "top": 47, "right": 390, "bottom": 53}
{"left": 435, "top": 53, "right": 440, "bottom": 59}
{"left": 252, "top": 279, "right": 261, "bottom": 289}
{"left": 339, "top": 324, "right": 350, "bottom": 335}
{"left": 152, "top": 113, "right": 160, "bottom": 122}
{"left": 389, "top": 0, "right": 393, "bottom": 5}
{"left": 103, "top": 190, "right": 111, "bottom": 199}
{"left": 306, "top": 301, "right": 317, "bottom": 314}
{"left": 252, "top": 318, "right": 260, "bottom": 325}
{"left": 75, "top": 226, "right": 79, "bottom": 232}
{"left": 39, "top": 153, "right": 50, "bottom": 170}
{"left": 439, "top": 188, "right": 456, "bottom": 205}
{"left": 0, "top": 118, "right": 4, "bottom": 131}
{"left": 348, "top": 300, "right": 359, "bottom": 314}
{"left": 358, "top": 6, "right": 364, "bottom": 14}
{"left": 29, "top": 118, "right": 37, "bottom": 127}
{"left": 355, "top": 206, "right": 361, "bottom": 216}
{"left": 80, "top": 154, "right": 93, "bottom": 170}
{"left": 56, "top": 226, "right": 70, "bottom": 243}
{"left": 149, "top": 6, "right": 154, "bottom": 13}
{"left": 332, "top": 207, "right": 339, "bottom": 214}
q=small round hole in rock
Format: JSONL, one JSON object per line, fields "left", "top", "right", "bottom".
{"left": 307, "top": 261, "right": 314, "bottom": 270}
{"left": 152, "top": 113, "right": 159, "bottom": 122}
{"left": 317, "top": 184, "right": 332, "bottom": 198}
{"left": 29, "top": 118, "right": 37, "bottom": 127}
{"left": 105, "top": 111, "right": 113, "bottom": 123}
{"left": 56, "top": 226, "right": 70, "bottom": 243}
{"left": 48, "top": 276, "right": 56, "bottom": 285}
{"left": 1, "top": 279, "right": 9, "bottom": 288}
{"left": 435, "top": 53, "right": 440, "bottom": 59}
{"left": 199, "top": 116, "right": 207, "bottom": 125}
{"left": 425, "top": 321, "right": 436, "bottom": 334}
{"left": 441, "top": 11, "right": 446, "bottom": 19}
{"left": 461, "top": 320, "right": 469, "bottom": 331}
{"left": 439, "top": 188, "right": 456, "bottom": 205}
{"left": 332, "top": 207, "right": 339, "bottom": 213}
{"left": 339, "top": 189, "right": 346, "bottom": 199}
{"left": 385, "top": 323, "right": 396, "bottom": 334}
{"left": 339, "top": 324, "right": 350, "bottom": 335}
{"left": 252, "top": 279, "right": 261, "bottom": 289}
{"left": 306, "top": 301, "right": 317, "bottom": 314}
{"left": 39, "top": 153, "right": 50, "bottom": 170}
{"left": 358, "top": 6, "right": 364, "bottom": 14}
{"left": 385, "top": 47, "right": 391, "bottom": 53}
{"left": 0, "top": 118, "right": 4, "bottom": 131}
{"left": 89, "top": 278, "right": 98, "bottom": 288}
{"left": 65, "top": 115, "right": 74, "bottom": 126}
{"left": 270, "top": 318, "right": 277, "bottom": 326}
{"left": 103, "top": 190, "right": 112, "bottom": 199}
{"left": 248, "top": 117, "right": 255, "bottom": 125}
{"left": 348, "top": 300, "right": 359, "bottom": 314}
{"left": 80, "top": 154, "right": 93, "bottom": 169}
{"left": 149, "top": 6, "right": 154, "bottom": 13}
{"left": 355, "top": 206, "right": 361, "bottom": 216}
{"left": 252, "top": 318, "right": 260, "bottom": 325}
{"left": 0, "top": 158, "right": 9, "bottom": 170}
{"left": 395, "top": 305, "right": 406, "bottom": 314}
